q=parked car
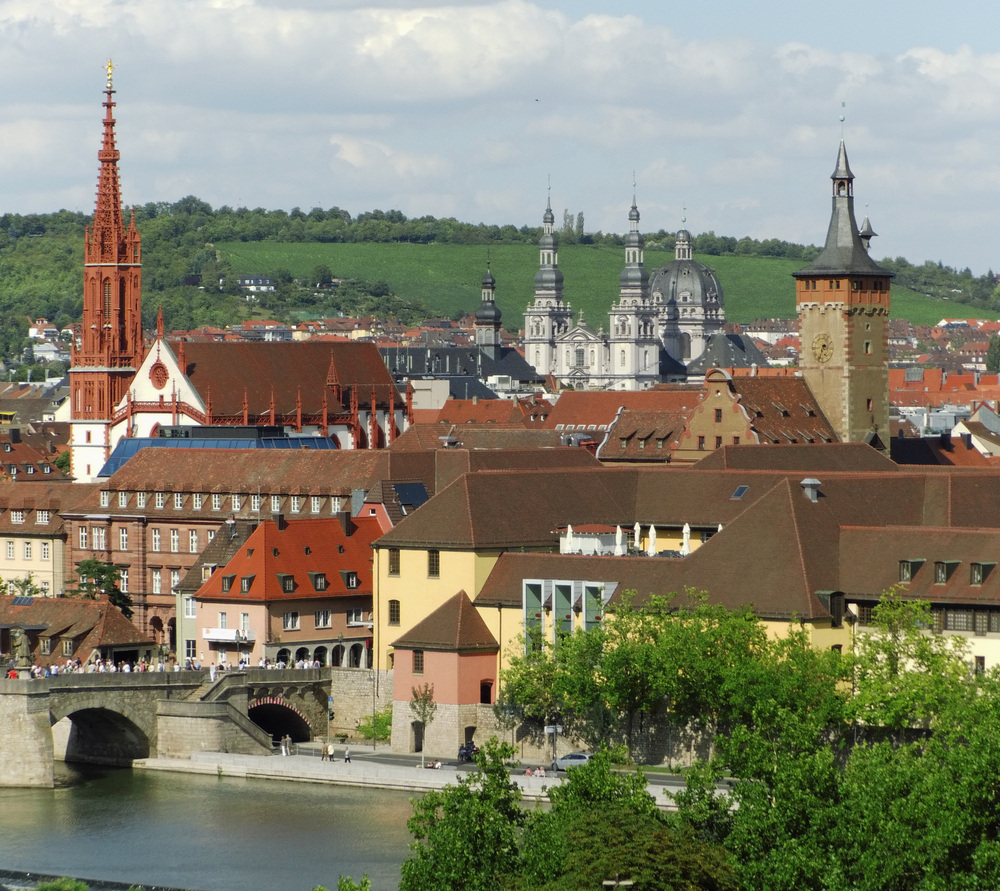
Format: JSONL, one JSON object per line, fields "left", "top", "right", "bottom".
{"left": 551, "top": 751, "right": 592, "bottom": 771}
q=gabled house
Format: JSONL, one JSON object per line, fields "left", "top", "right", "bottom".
{"left": 191, "top": 514, "right": 382, "bottom": 668}
{"left": 0, "top": 594, "right": 154, "bottom": 668}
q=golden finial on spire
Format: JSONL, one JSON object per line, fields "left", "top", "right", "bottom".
{"left": 105, "top": 59, "right": 114, "bottom": 90}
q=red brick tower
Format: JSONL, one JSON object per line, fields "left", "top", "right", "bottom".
{"left": 70, "top": 61, "right": 143, "bottom": 480}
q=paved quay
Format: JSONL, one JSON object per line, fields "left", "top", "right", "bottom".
{"left": 132, "top": 746, "right": 680, "bottom": 808}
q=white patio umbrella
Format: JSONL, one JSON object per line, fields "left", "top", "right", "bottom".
{"left": 681, "top": 522, "right": 691, "bottom": 556}
{"left": 564, "top": 524, "right": 574, "bottom": 554}
{"left": 647, "top": 525, "right": 657, "bottom": 556}
{"left": 614, "top": 525, "right": 625, "bottom": 557}
{"left": 633, "top": 521, "right": 642, "bottom": 552}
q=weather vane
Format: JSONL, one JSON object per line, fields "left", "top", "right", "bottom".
{"left": 106, "top": 59, "right": 115, "bottom": 90}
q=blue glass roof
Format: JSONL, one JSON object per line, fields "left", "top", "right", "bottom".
{"left": 98, "top": 435, "right": 338, "bottom": 477}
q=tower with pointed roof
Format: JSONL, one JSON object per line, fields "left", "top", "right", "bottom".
{"left": 70, "top": 62, "right": 143, "bottom": 482}
{"left": 792, "top": 140, "right": 892, "bottom": 445}
{"left": 473, "top": 265, "right": 503, "bottom": 360}
{"left": 608, "top": 198, "right": 660, "bottom": 389}
{"left": 523, "top": 198, "right": 573, "bottom": 377}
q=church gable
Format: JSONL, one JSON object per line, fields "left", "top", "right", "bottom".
{"left": 127, "top": 339, "right": 205, "bottom": 413}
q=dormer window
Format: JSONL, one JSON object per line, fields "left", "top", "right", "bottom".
{"left": 899, "top": 561, "right": 913, "bottom": 583}
{"left": 934, "top": 561, "right": 958, "bottom": 585}
{"left": 100, "top": 491, "right": 110, "bottom": 507}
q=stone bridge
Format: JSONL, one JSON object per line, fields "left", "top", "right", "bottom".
{"left": 0, "top": 667, "right": 388, "bottom": 787}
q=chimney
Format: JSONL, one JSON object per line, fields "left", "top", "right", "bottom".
{"left": 336, "top": 510, "right": 354, "bottom": 537}
{"left": 800, "top": 478, "right": 821, "bottom": 503}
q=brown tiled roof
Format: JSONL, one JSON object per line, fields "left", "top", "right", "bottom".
{"left": 84, "top": 448, "right": 437, "bottom": 503}
{"left": 390, "top": 425, "right": 572, "bottom": 451}
{"left": 692, "top": 442, "right": 896, "bottom": 472}
{"left": 840, "top": 526, "right": 1000, "bottom": 606}
{"left": 601, "top": 407, "right": 691, "bottom": 462}
{"left": 433, "top": 399, "right": 529, "bottom": 426}
{"left": 180, "top": 341, "right": 403, "bottom": 416}
{"left": 0, "top": 594, "right": 152, "bottom": 666}
{"left": 375, "top": 467, "right": 638, "bottom": 549}
{"left": 176, "top": 519, "right": 258, "bottom": 594}
{"left": 728, "top": 377, "right": 838, "bottom": 444}
{"left": 0, "top": 480, "right": 92, "bottom": 533}
{"left": 392, "top": 590, "right": 498, "bottom": 651}
{"left": 538, "top": 389, "right": 701, "bottom": 430}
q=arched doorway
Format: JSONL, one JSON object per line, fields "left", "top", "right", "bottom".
{"left": 248, "top": 700, "right": 312, "bottom": 744}
{"left": 313, "top": 646, "right": 328, "bottom": 666}
{"left": 331, "top": 645, "right": 344, "bottom": 667}
{"left": 294, "top": 647, "right": 310, "bottom": 664}
{"left": 348, "top": 643, "right": 364, "bottom": 668}
{"left": 276, "top": 648, "right": 291, "bottom": 667}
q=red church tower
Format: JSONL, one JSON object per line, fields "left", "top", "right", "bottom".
{"left": 70, "top": 61, "right": 143, "bottom": 481}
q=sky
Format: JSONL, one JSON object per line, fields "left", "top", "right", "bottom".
{"left": 2, "top": 0, "right": 1000, "bottom": 274}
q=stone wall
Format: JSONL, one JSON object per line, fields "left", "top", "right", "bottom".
{"left": 157, "top": 700, "right": 274, "bottom": 758}
{"left": 0, "top": 683, "right": 55, "bottom": 787}
{"left": 327, "top": 667, "right": 393, "bottom": 740}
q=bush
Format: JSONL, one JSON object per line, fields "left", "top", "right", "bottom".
{"left": 357, "top": 706, "right": 392, "bottom": 741}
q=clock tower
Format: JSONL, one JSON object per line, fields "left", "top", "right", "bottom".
{"left": 792, "top": 140, "right": 892, "bottom": 445}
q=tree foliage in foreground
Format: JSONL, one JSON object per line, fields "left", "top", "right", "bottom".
{"left": 67, "top": 557, "right": 133, "bottom": 619}
{"left": 400, "top": 741, "right": 736, "bottom": 891}
{"left": 498, "top": 589, "right": 1000, "bottom": 891}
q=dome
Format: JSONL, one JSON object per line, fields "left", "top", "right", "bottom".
{"left": 619, "top": 264, "right": 649, "bottom": 288}
{"left": 481, "top": 268, "right": 496, "bottom": 289}
{"left": 534, "top": 265, "right": 564, "bottom": 288}
{"left": 475, "top": 299, "right": 502, "bottom": 325}
{"left": 649, "top": 257, "right": 724, "bottom": 309}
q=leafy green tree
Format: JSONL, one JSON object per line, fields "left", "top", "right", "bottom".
{"left": 69, "top": 558, "right": 133, "bottom": 619}
{"left": 400, "top": 738, "right": 523, "bottom": 891}
{"left": 987, "top": 334, "right": 1000, "bottom": 373}
{"left": 357, "top": 705, "right": 392, "bottom": 742}
{"left": 410, "top": 682, "right": 437, "bottom": 767}
{"left": 0, "top": 575, "right": 45, "bottom": 597}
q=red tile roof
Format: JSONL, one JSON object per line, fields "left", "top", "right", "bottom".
{"left": 194, "top": 516, "right": 382, "bottom": 603}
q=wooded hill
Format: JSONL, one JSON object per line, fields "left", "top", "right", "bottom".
{"left": 0, "top": 198, "right": 995, "bottom": 362}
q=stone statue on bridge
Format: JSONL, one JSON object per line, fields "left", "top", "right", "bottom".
{"left": 9, "top": 628, "right": 32, "bottom": 667}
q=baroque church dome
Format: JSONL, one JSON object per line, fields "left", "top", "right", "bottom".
{"left": 648, "top": 230, "right": 724, "bottom": 311}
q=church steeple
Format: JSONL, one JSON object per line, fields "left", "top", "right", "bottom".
{"left": 70, "top": 61, "right": 144, "bottom": 481}
{"left": 474, "top": 263, "right": 503, "bottom": 359}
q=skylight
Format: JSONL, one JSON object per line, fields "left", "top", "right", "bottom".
{"left": 731, "top": 485, "right": 749, "bottom": 499}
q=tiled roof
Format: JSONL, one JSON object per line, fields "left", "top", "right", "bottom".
{"left": 601, "top": 407, "right": 691, "bottom": 462}
{"left": 692, "top": 443, "right": 895, "bottom": 472}
{"left": 537, "top": 389, "right": 701, "bottom": 431}
{"left": 390, "top": 425, "right": 573, "bottom": 451}
{"left": 176, "top": 519, "right": 258, "bottom": 594}
{"left": 180, "top": 341, "right": 403, "bottom": 415}
{"left": 839, "top": 526, "right": 1000, "bottom": 605}
{"left": 0, "top": 480, "right": 92, "bottom": 533}
{"left": 0, "top": 594, "right": 152, "bottom": 666}
{"left": 728, "top": 377, "right": 838, "bottom": 444}
{"left": 86, "top": 448, "right": 437, "bottom": 501}
{"left": 392, "top": 590, "right": 498, "bottom": 651}
{"left": 433, "top": 399, "right": 528, "bottom": 426}
{"left": 194, "top": 516, "right": 382, "bottom": 603}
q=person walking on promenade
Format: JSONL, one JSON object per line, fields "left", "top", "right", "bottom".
{"left": 344, "top": 746, "right": 351, "bottom": 764}
{"left": 321, "top": 741, "right": 329, "bottom": 762}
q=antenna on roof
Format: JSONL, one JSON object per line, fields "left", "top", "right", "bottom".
{"left": 840, "top": 100, "right": 846, "bottom": 137}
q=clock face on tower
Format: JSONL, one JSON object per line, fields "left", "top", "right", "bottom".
{"left": 812, "top": 333, "right": 834, "bottom": 363}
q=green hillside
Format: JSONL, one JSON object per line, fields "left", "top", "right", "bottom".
{"left": 218, "top": 241, "right": 957, "bottom": 328}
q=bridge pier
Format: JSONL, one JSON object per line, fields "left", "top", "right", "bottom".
{"left": 0, "top": 681, "right": 54, "bottom": 787}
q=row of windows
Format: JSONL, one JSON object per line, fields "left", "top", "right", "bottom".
{"left": 218, "top": 571, "right": 354, "bottom": 595}
{"left": 6, "top": 580, "right": 49, "bottom": 595}
{"left": 39, "top": 637, "right": 74, "bottom": 656}
{"left": 8, "top": 510, "right": 50, "bottom": 525}
{"left": 386, "top": 548, "right": 439, "bottom": 578}
{"left": 899, "top": 560, "right": 994, "bottom": 586}
{"left": 4, "top": 540, "right": 50, "bottom": 561}
{"left": 99, "top": 490, "right": 342, "bottom": 515}
{"left": 857, "top": 603, "right": 1000, "bottom": 635}
{"left": 78, "top": 526, "right": 214, "bottom": 554}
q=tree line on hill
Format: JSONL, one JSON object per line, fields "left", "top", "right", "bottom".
{"left": 0, "top": 198, "right": 996, "bottom": 365}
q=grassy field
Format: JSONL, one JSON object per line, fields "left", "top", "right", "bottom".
{"left": 218, "top": 241, "right": 978, "bottom": 328}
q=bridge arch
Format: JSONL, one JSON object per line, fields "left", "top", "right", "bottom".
{"left": 52, "top": 707, "right": 151, "bottom": 766}
{"left": 248, "top": 695, "right": 313, "bottom": 743}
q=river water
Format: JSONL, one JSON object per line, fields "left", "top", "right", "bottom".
{"left": 0, "top": 766, "right": 414, "bottom": 891}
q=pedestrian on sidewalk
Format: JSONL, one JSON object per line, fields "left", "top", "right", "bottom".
{"left": 344, "top": 746, "right": 351, "bottom": 764}
{"left": 321, "top": 741, "right": 329, "bottom": 762}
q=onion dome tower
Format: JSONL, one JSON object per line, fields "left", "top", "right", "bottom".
{"left": 792, "top": 139, "right": 893, "bottom": 445}
{"left": 474, "top": 264, "right": 503, "bottom": 360}
{"left": 609, "top": 197, "right": 659, "bottom": 389}
{"left": 69, "top": 60, "right": 143, "bottom": 482}
{"left": 523, "top": 196, "right": 573, "bottom": 376}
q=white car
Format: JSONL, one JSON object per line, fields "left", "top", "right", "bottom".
{"left": 551, "top": 752, "right": 592, "bottom": 771}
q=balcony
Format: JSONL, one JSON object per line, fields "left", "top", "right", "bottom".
{"left": 202, "top": 628, "right": 256, "bottom": 643}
